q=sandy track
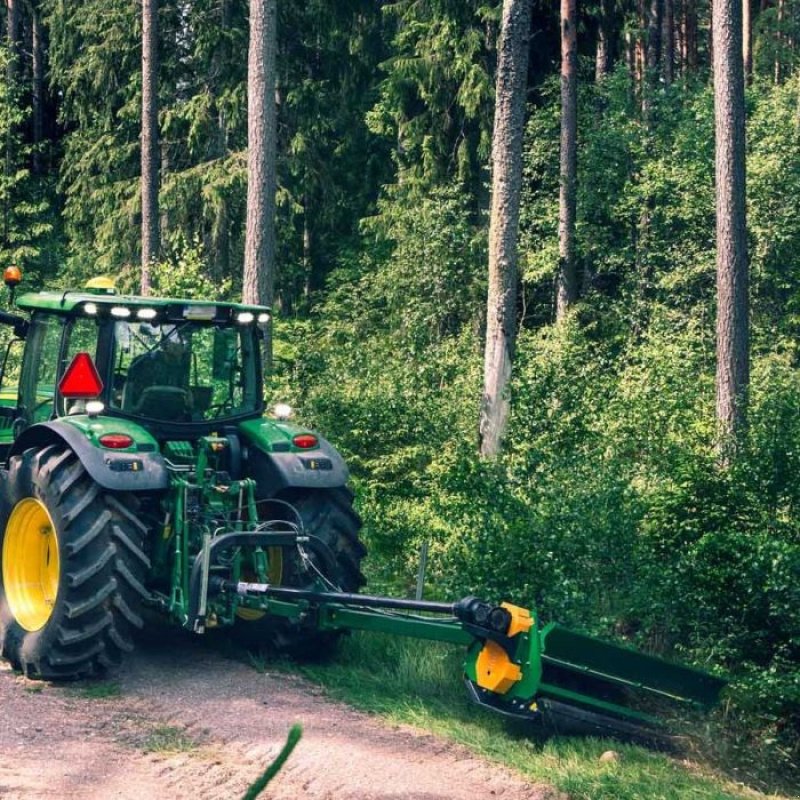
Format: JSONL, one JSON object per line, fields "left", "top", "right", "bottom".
{"left": 0, "top": 633, "right": 556, "bottom": 800}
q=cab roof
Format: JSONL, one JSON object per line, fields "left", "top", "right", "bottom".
{"left": 15, "top": 291, "right": 270, "bottom": 316}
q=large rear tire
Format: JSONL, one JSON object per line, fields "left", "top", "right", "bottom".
{"left": 232, "top": 486, "right": 367, "bottom": 657}
{"left": 0, "top": 445, "right": 150, "bottom": 679}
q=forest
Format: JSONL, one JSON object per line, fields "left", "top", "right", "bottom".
{"left": 0, "top": 0, "right": 798, "bottom": 791}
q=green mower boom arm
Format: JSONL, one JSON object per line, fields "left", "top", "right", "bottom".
{"left": 208, "top": 578, "right": 727, "bottom": 734}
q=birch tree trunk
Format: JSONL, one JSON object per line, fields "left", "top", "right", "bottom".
{"left": 243, "top": 0, "right": 278, "bottom": 369}
{"left": 557, "top": 0, "right": 578, "bottom": 320}
{"left": 479, "top": 0, "right": 532, "bottom": 458}
{"left": 141, "top": 0, "right": 160, "bottom": 295}
{"left": 713, "top": 0, "right": 750, "bottom": 452}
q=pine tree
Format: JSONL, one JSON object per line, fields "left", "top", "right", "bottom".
{"left": 243, "top": 0, "right": 277, "bottom": 365}
{"left": 556, "top": 0, "right": 578, "bottom": 320}
{"left": 713, "top": 0, "right": 749, "bottom": 449}
{"left": 141, "top": 0, "right": 160, "bottom": 294}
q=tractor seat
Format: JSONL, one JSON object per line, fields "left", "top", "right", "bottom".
{"left": 129, "top": 386, "right": 190, "bottom": 420}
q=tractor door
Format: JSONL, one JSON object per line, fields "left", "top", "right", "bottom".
{"left": 16, "top": 313, "right": 66, "bottom": 432}
{"left": 15, "top": 312, "right": 104, "bottom": 435}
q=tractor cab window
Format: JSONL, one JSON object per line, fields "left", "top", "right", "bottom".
{"left": 109, "top": 320, "right": 259, "bottom": 422}
{"left": 22, "top": 314, "right": 64, "bottom": 424}
{"left": 58, "top": 316, "right": 102, "bottom": 416}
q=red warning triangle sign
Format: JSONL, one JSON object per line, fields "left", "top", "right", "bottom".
{"left": 59, "top": 352, "right": 104, "bottom": 399}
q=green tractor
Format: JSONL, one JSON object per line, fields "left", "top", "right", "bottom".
{"left": 0, "top": 271, "right": 725, "bottom": 739}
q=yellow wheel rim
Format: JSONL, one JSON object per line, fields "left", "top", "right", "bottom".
{"left": 2, "top": 498, "right": 60, "bottom": 632}
{"left": 236, "top": 547, "right": 283, "bottom": 622}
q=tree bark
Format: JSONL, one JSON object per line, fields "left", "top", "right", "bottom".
{"left": 243, "top": 0, "right": 278, "bottom": 367}
{"left": 713, "top": 0, "right": 750, "bottom": 451}
{"left": 557, "top": 0, "right": 578, "bottom": 320}
{"left": 687, "top": 0, "right": 698, "bottom": 70}
{"left": 774, "top": 0, "right": 784, "bottom": 83}
{"left": 210, "top": 0, "right": 232, "bottom": 282}
{"left": 6, "top": 0, "right": 20, "bottom": 86}
{"left": 141, "top": 0, "right": 160, "bottom": 295}
{"left": 743, "top": 0, "right": 752, "bottom": 81}
{"left": 5, "top": 0, "right": 21, "bottom": 245}
{"left": 478, "top": 0, "right": 532, "bottom": 458}
{"left": 663, "top": 0, "right": 675, "bottom": 85}
{"left": 595, "top": 0, "right": 612, "bottom": 81}
{"left": 32, "top": 3, "right": 44, "bottom": 175}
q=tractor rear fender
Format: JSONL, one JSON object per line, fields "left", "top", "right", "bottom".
{"left": 242, "top": 432, "right": 349, "bottom": 497}
{"left": 8, "top": 420, "right": 169, "bottom": 492}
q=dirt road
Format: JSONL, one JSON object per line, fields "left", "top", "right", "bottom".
{"left": 0, "top": 633, "right": 555, "bottom": 800}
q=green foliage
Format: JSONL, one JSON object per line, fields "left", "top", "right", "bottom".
{"left": 149, "top": 234, "right": 233, "bottom": 300}
{"left": 368, "top": 0, "right": 499, "bottom": 192}
{"left": 0, "top": 45, "right": 55, "bottom": 281}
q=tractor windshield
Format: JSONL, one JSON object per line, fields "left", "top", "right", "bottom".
{"left": 109, "top": 320, "right": 260, "bottom": 423}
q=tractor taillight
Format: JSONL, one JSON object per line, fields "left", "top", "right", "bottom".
{"left": 98, "top": 434, "right": 134, "bottom": 449}
{"left": 293, "top": 434, "right": 318, "bottom": 449}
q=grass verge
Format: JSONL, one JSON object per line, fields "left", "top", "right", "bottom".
{"left": 271, "top": 632, "right": 793, "bottom": 800}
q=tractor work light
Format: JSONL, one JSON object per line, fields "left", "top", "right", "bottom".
{"left": 110, "top": 306, "right": 131, "bottom": 318}
{"left": 85, "top": 400, "right": 104, "bottom": 417}
{"left": 273, "top": 403, "right": 293, "bottom": 420}
{"left": 83, "top": 303, "right": 98, "bottom": 315}
{"left": 258, "top": 313, "right": 270, "bottom": 324}
{"left": 236, "top": 312, "right": 255, "bottom": 324}
{"left": 137, "top": 308, "right": 157, "bottom": 320}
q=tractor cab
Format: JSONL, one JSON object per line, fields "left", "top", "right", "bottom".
{"left": 0, "top": 274, "right": 270, "bottom": 449}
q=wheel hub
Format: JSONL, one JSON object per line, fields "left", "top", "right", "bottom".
{"left": 2, "top": 498, "right": 60, "bottom": 631}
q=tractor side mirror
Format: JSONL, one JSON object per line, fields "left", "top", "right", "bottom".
{"left": 0, "top": 310, "right": 28, "bottom": 339}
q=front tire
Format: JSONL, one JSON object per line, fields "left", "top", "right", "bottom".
{"left": 0, "top": 445, "right": 150, "bottom": 679}
{"left": 232, "top": 487, "right": 367, "bottom": 657}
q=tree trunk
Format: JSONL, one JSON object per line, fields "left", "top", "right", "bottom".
{"left": 141, "top": 0, "right": 160, "bottom": 295}
{"left": 636, "top": 0, "right": 646, "bottom": 94}
{"left": 478, "top": 0, "right": 532, "bottom": 459}
{"left": 743, "top": 0, "right": 752, "bottom": 81}
{"left": 774, "top": 0, "right": 784, "bottom": 83}
{"left": 663, "top": 0, "right": 675, "bottom": 85}
{"left": 5, "top": 0, "right": 21, "bottom": 245}
{"left": 6, "top": 0, "right": 20, "bottom": 85}
{"left": 211, "top": 0, "right": 232, "bottom": 282}
{"left": 647, "top": 0, "right": 662, "bottom": 74}
{"left": 557, "top": 0, "right": 578, "bottom": 320}
{"left": 643, "top": 0, "right": 662, "bottom": 116}
{"left": 32, "top": 3, "right": 44, "bottom": 175}
{"left": 595, "top": 0, "right": 612, "bottom": 81}
{"left": 243, "top": 0, "right": 278, "bottom": 368}
{"left": 687, "top": 0, "right": 698, "bottom": 70}
{"left": 713, "top": 0, "right": 750, "bottom": 452}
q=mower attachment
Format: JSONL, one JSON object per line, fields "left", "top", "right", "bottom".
{"left": 208, "top": 576, "right": 726, "bottom": 738}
